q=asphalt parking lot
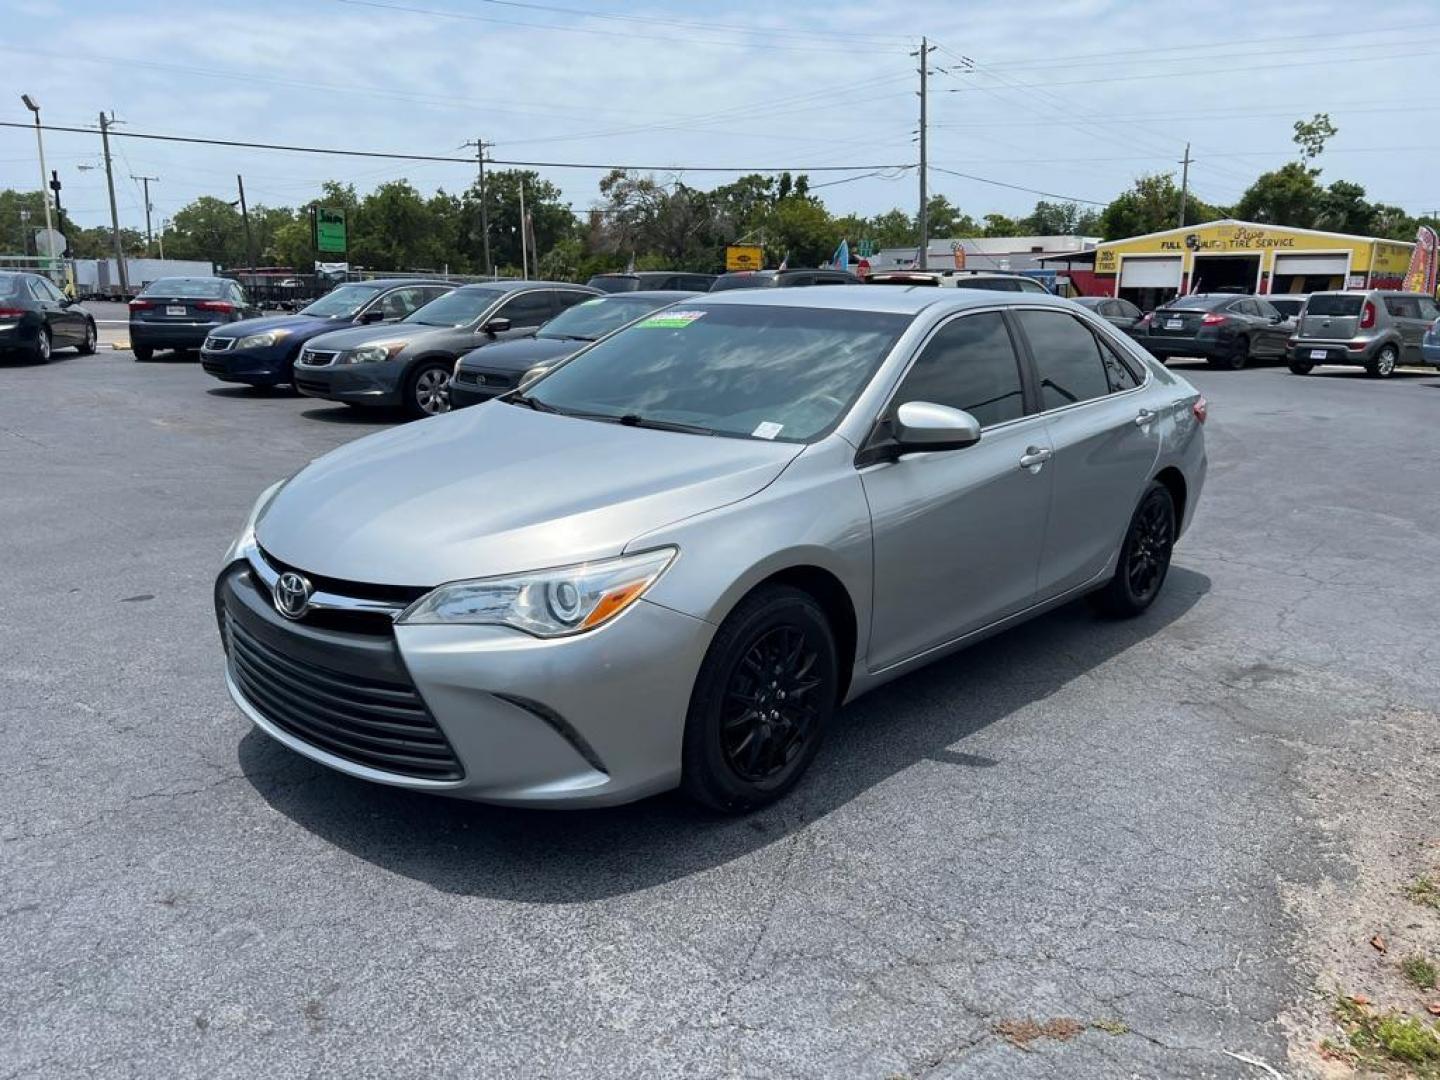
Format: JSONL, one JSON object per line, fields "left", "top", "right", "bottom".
{"left": 3, "top": 341, "right": 1438, "bottom": 1078}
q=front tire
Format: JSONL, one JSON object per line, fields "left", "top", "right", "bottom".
{"left": 405, "top": 360, "right": 452, "bottom": 419}
{"left": 76, "top": 321, "right": 97, "bottom": 355}
{"left": 681, "top": 585, "right": 838, "bottom": 813}
{"left": 1366, "top": 344, "right": 1398, "bottom": 379}
{"left": 1091, "top": 481, "right": 1176, "bottom": 618}
{"left": 34, "top": 327, "right": 52, "bottom": 363}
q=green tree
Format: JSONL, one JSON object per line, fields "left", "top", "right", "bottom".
{"left": 1099, "top": 173, "right": 1221, "bottom": 240}
{"left": 865, "top": 208, "right": 918, "bottom": 249}
{"left": 981, "top": 212, "right": 1020, "bottom": 237}
{"left": 1293, "top": 113, "right": 1338, "bottom": 161}
{"left": 349, "top": 180, "right": 440, "bottom": 270}
{"left": 1233, "top": 162, "right": 1323, "bottom": 228}
{"left": 924, "top": 195, "right": 980, "bottom": 238}
{"left": 464, "top": 170, "right": 575, "bottom": 273}
{"left": 164, "top": 196, "right": 246, "bottom": 266}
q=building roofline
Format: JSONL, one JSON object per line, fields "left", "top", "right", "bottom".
{"left": 1096, "top": 218, "right": 1416, "bottom": 248}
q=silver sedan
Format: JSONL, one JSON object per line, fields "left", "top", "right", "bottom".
{"left": 217, "top": 288, "right": 1207, "bottom": 811}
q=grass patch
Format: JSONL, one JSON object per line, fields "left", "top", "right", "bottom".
{"left": 1091, "top": 1018, "right": 1129, "bottom": 1036}
{"left": 1403, "top": 956, "right": 1439, "bottom": 992}
{"left": 1407, "top": 875, "right": 1440, "bottom": 911}
{"left": 1332, "top": 996, "right": 1440, "bottom": 1076}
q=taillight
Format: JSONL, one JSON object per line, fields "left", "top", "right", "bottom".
{"left": 1137, "top": 312, "right": 1153, "bottom": 327}
{"left": 1200, "top": 312, "right": 1227, "bottom": 325}
{"left": 1192, "top": 396, "right": 1208, "bottom": 424}
{"left": 128, "top": 298, "right": 152, "bottom": 309}
{"left": 195, "top": 300, "right": 235, "bottom": 313}
{"left": 1359, "top": 300, "right": 1376, "bottom": 329}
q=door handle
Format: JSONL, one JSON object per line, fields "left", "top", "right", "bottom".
{"left": 1018, "top": 446, "right": 1052, "bottom": 471}
{"left": 1134, "top": 409, "right": 1158, "bottom": 427}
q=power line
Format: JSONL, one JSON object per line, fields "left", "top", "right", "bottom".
{"left": 0, "top": 119, "right": 910, "bottom": 173}
{"left": 929, "top": 165, "right": 1106, "bottom": 207}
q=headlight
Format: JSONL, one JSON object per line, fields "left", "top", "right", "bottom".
{"left": 519, "top": 364, "right": 551, "bottom": 386}
{"left": 398, "top": 548, "right": 676, "bottom": 636}
{"left": 224, "top": 477, "right": 287, "bottom": 565}
{"left": 235, "top": 329, "right": 290, "bottom": 349}
{"left": 345, "top": 341, "right": 406, "bottom": 364}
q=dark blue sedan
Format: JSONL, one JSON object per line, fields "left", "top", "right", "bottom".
{"left": 200, "top": 279, "right": 455, "bottom": 388}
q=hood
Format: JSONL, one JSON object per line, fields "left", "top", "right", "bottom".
{"left": 256, "top": 400, "right": 801, "bottom": 587}
{"left": 456, "top": 335, "right": 576, "bottom": 373}
{"left": 211, "top": 313, "right": 357, "bottom": 343}
{"left": 303, "top": 321, "right": 452, "bottom": 352}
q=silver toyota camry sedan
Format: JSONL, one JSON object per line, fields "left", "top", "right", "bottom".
{"left": 217, "top": 288, "right": 1207, "bottom": 812}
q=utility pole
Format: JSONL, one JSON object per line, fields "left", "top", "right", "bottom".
{"left": 519, "top": 176, "right": 529, "bottom": 280}
{"left": 237, "top": 175, "right": 256, "bottom": 269}
{"left": 914, "top": 37, "right": 933, "bottom": 270}
{"left": 99, "top": 112, "right": 128, "bottom": 295}
{"left": 463, "top": 138, "right": 493, "bottom": 277}
{"left": 1177, "top": 143, "right": 1193, "bottom": 228}
{"left": 131, "top": 174, "right": 158, "bottom": 255}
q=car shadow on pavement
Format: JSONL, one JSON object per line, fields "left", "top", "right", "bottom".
{"left": 205, "top": 385, "right": 294, "bottom": 399}
{"left": 299, "top": 405, "right": 405, "bottom": 425}
{"left": 239, "top": 566, "right": 1211, "bottom": 903}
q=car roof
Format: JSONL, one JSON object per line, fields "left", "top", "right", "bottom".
{"left": 601, "top": 289, "right": 701, "bottom": 300}
{"left": 454, "top": 279, "right": 590, "bottom": 293}
{"left": 351, "top": 278, "right": 458, "bottom": 288}
{"left": 695, "top": 283, "right": 1076, "bottom": 316}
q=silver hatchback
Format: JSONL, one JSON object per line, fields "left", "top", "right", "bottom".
{"left": 217, "top": 289, "right": 1207, "bottom": 811}
{"left": 1289, "top": 289, "right": 1440, "bottom": 377}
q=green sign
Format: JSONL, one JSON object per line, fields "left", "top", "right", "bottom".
{"left": 313, "top": 207, "right": 348, "bottom": 254}
{"left": 857, "top": 239, "right": 876, "bottom": 258}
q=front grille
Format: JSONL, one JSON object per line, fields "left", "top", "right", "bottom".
{"left": 204, "top": 336, "right": 235, "bottom": 352}
{"left": 455, "top": 369, "right": 517, "bottom": 389}
{"left": 224, "top": 613, "right": 463, "bottom": 780}
{"left": 299, "top": 349, "right": 339, "bottom": 367}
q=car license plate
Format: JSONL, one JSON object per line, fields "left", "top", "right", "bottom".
{"left": 166, "top": 305, "right": 187, "bottom": 316}
{"left": 1165, "top": 319, "right": 1183, "bottom": 330}
{"left": 1309, "top": 349, "right": 1327, "bottom": 360}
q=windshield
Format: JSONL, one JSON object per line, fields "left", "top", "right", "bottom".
{"left": 537, "top": 296, "right": 671, "bottom": 341}
{"left": 141, "top": 277, "right": 228, "bottom": 298}
{"left": 1305, "top": 294, "right": 1363, "bottom": 316}
{"left": 299, "top": 284, "right": 381, "bottom": 319}
{"left": 521, "top": 303, "right": 910, "bottom": 442}
{"left": 403, "top": 287, "right": 506, "bottom": 326}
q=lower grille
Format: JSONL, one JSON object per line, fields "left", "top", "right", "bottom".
{"left": 224, "top": 614, "right": 462, "bottom": 780}
{"left": 294, "top": 375, "right": 330, "bottom": 396}
{"left": 202, "top": 358, "right": 228, "bottom": 376}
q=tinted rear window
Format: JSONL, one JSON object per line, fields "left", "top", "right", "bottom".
{"left": 1305, "top": 294, "right": 1363, "bottom": 316}
{"left": 1166, "top": 295, "right": 1225, "bottom": 310}
{"left": 141, "top": 277, "right": 228, "bottom": 298}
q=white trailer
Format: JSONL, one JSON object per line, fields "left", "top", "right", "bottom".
{"left": 73, "top": 258, "right": 214, "bottom": 299}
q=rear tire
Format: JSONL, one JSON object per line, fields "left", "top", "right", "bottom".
{"left": 1215, "top": 335, "right": 1249, "bottom": 371}
{"left": 1288, "top": 360, "right": 1314, "bottom": 375}
{"left": 132, "top": 345, "right": 153, "bottom": 362}
{"left": 1365, "top": 344, "right": 1398, "bottom": 379}
{"left": 681, "top": 585, "right": 838, "bottom": 813}
{"left": 1090, "top": 481, "right": 1176, "bottom": 619}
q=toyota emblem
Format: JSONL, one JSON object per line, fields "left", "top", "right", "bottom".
{"left": 273, "top": 571, "right": 314, "bottom": 620}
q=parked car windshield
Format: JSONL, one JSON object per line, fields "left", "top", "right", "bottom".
{"left": 1305, "top": 294, "right": 1364, "bottom": 316}
{"left": 299, "top": 284, "right": 382, "bottom": 319}
{"left": 536, "top": 296, "right": 673, "bottom": 341}
{"left": 519, "top": 303, "right": 910, "bottom": 442}
{"left": 140, "top": 277, "right": 229, "bottom": 298}
{"left": 403, "top": 287, "right": 507, "bottom": 327}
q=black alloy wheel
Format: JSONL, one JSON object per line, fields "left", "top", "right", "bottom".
{"left": 1091, "top": 481, "right": 1176, "bottom": 617}
{"left": 682, "top": 585, "right": 837, "bottom": 812}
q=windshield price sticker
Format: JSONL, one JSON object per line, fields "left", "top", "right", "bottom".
{"left": 638, "top": 310, "right": 706, "bottom": 329}
{"left": 751, "top": 421, "right": 784, "bottom": 440}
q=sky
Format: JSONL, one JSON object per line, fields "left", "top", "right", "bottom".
{"left": 2, "top": 0, "right": 1437, "bottom": 239}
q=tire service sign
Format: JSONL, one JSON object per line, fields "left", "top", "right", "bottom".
{"left": 312, "top": 207, "right": 348, "bottom": 255}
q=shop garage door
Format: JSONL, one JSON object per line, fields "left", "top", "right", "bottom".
{"left": 1119, "top": 255, "right": 1182, "bottom": 288}
{"left": 1273, "top": 253, "right": 1348, "bottom": 277}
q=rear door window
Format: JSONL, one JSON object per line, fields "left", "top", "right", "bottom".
{"left": 892, "top": 311, "right": 1026, "bottom": 428}
{"left": 1016, "top": 309, "right": 1113, "bottom": 410}
{"left": 496, "top": 290, "right": 556, "bottom": 328}
{"left": 1385, "top": 296, "right": 1421, "bottom": 319}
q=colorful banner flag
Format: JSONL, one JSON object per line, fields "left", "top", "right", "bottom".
{"left": 831, "top": 238, "right": 849, "bottom": 271}
{"left": 1403, "top": 226, "right": 1438, "bottom": 297}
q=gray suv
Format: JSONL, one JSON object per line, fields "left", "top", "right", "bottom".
{"left": 1289, "top": 290, "right": 1440, "bottom": 378}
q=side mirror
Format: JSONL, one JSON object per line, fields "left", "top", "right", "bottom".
{"left": 893, "top": 401, "right": 981, "bottom": 454}
{"left": 358, "top": 308, "right": 386, "bottom": 324}
{"left": 481, "top": 317, "right": 512, "bottom": 336}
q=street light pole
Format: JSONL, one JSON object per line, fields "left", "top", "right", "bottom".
{"left": 20, "top": 95, "right": 58, "bottom": 274}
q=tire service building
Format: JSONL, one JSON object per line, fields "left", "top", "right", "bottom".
{"left": 1085, "top": 219, "right": 1415, "bottom": 310}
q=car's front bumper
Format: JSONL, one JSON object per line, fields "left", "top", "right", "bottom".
{"left": 1422, "top": 339, "right": 1440, "bottom": 365}
{"left": 200, "top": 341, "right": 294, "bottom": 385}
{"left": 293, "top": 359, "right": 405, "bottom": 406}
{"left": 130, "top": 320, "right": 226, "bottom": 348}
{"left": 216, "top": 560, "right": 715, "bottom": 806}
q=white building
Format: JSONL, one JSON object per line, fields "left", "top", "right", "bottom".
{"left": 868, "top": 235, "right": 1098, "bottom": 274}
